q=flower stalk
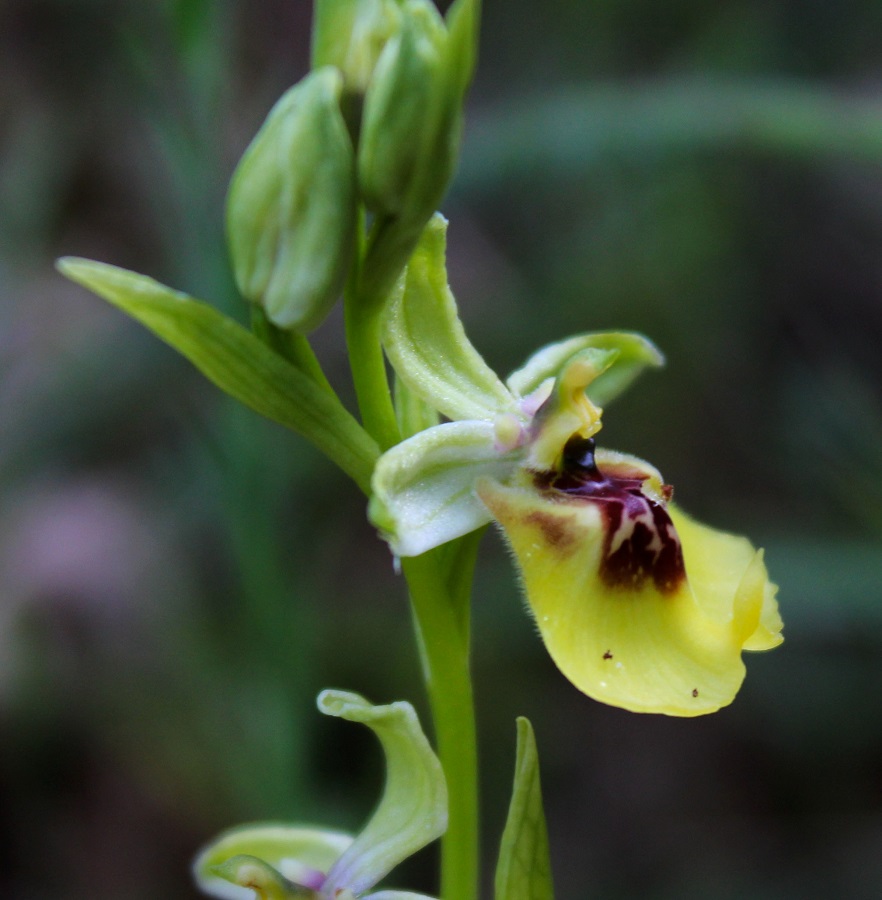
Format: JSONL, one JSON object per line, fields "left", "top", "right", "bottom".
{"left": 344, "top": 217, "right": 402, "bottom": 453}
{"left": 344, "top": 208, "right": 480, "bottom": 900}
{"left": 402, "top": 547, "right": 480, "bottom": 900}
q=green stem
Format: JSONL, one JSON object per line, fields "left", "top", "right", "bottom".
{"left": 344, "top": 216, "right": 401, "bottom": 451}
{"left": 345, "top": 211, "right": 479, "bottom": 898}
{"left": 402, "top": 547, "right": 479, "bottom": 900}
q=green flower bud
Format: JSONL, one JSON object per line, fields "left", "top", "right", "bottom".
{"left": 312, "top": 0, "right": 403, "bottom": 96}
{"left": 226, "top": 67, "right": 356, "bottom": 332}
{"left": 356, "top": 0, "right": 477, "bottom": 302}
{"left": 357, "top": 2, "right": 448, "bottom": 217}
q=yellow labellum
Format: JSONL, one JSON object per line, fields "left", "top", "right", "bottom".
{"left": 476, "top": 455, "right": 782, "bottom": 717}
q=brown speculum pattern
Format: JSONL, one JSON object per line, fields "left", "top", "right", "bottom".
{"left": 534, "top": 437, "right": 686, "bottom": 594}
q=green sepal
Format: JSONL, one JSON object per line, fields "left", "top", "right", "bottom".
{"left": 318, "top": 690, "right": 447, "bottom": 897}
{"left": 226, "top": 68, "right": 356, "bottom": 332}
{"left": 506, "top": 331, "right": 664, "bottom": 407}
{"left": 311, "top": 0, "right": 402, "bottom": 95}
{"left": 370, "top": 420, "right": 514, "bottom": 557}
{"left": 382, "top": 214, "right": 514, "bottom": 421}
{"left": 57, "top": 258, "right": 378, "bottom": 493}
{"left": 194, "top": 823, "right": 353, "bottom": 899}
{"left": 494, "top": 718, "right": 554, "bottom": 900}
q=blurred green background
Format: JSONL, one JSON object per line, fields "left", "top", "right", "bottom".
{"left": 2, "top": 0, "right": 882, "bottom": 897}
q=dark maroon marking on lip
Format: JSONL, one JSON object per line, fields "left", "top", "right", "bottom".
{"left": 692, "top": 688, "right": 699, "bottom": 697}
{"left": 533, "top": 436, "right": 686, "bottom": 594}
{"left": 603, "top": 650, "right": 613, "bottom": 660}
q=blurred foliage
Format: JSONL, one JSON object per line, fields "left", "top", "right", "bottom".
{"left": 1, "top": 0, "right": 882, "bottom": 897}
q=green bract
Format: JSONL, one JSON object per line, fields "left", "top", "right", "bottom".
{"left": 194, "top": 691, "right": 447, "bottom": 900}
{"left": 226, "top": 67, "right": 357, "bottom": 332}
{"left": 494, "top": 719, "right": 554, "bottom": 900}
{"left": 56, "top": 258, "right": 378, "bottom": 493}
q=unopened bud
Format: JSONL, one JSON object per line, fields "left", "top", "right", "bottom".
{"left": 357, "top": 2, "right": 448, "bottom": 216}
{"left": 312, "top": 0, "right": 403, "bottom": 96}
{"left": 226, "top": 68, "right": 356, "bottom": 332}
{"left": 357, "top": 0, "right": 473, "bottom": 302}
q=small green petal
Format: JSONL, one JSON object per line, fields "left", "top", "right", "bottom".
{"left": 56, "top": 258, "right": 378, "bottom": 493}
{"left": 382, "top": 214, "right": 515, "bottom": 422}
{"left": 494, "top": 718, "right": 554, "bottom": 900}
{"left": 477, "top": 458, "right": 770, "bottom": 716}
{"left": 193, "top": 823, "right": 353, "bottom": 899}
{"left": 318, "top": 690, "right": 447, "bottom": 897}
{"left": 370, "top": 420, "right": 517, "bottom": 556}
{"left": 506, "top": 331, "right": 664, "bottom": 406}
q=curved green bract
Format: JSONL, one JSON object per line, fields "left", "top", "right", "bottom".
{"left": 57, "top": 258, "right": 378, "bottom": 493}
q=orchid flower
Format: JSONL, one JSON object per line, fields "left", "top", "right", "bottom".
{"left": 370, "top": 215, "right": 783, "bottom": 717}
{"left": 194, "top": 691, "right": 446, "bottom": 900}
